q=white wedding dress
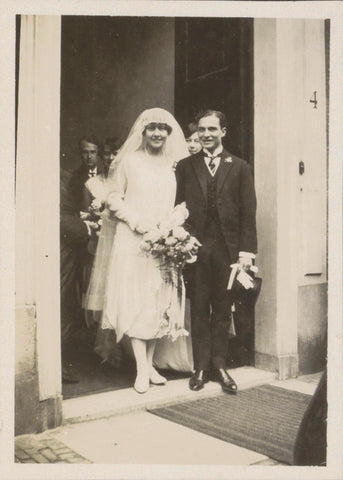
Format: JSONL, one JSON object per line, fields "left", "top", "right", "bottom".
{"left": 86, "top": 108, "right": 194, "bottom": 373}
{"left": 102, "top": 152, "right": 191, "bottom": 362}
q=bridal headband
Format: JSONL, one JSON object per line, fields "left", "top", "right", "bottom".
{"left": 139, "top": 108, "right": 176, "bottom": 131}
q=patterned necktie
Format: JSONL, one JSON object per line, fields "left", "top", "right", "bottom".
{"left": 208, "top": 157, "right": 217, "bottom": 173}
{"left": 205, "top": 154, "right": 220, "bottom": 174}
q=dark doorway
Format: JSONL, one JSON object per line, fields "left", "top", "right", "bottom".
{"left": 60, "top": 16, "right": 183, "bottom": 399}
{"left": 60, "top": 16, "right": 176, "bottom": 172}
{"left": 60, "top": 16, "right": 255, "bottom": 399}
{"left": 175, "top": 18, "right": 254, "bottom": 166}
{"left": 175, "top": 18, "right": 255, "bottom": 367}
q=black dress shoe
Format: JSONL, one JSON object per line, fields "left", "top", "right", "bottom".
{"left": 189, "top": 370, "right": 209, "bottom": 391}
{"left": 213, "top": 368, "right": 237, "bottom": 394}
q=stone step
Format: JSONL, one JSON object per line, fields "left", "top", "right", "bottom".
{"left": 63, "top": 367, "right": 276, "bottom": 424}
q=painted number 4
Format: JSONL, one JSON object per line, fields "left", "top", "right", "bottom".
{"left": 310, "top": 91, "right": 318, "bottom": 109}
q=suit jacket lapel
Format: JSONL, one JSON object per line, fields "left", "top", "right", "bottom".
{"left": 191, "top": 153, "right": 208, "bottom": 202}
{"left": 216, "top": 149, "right": 233, "bottom": 195}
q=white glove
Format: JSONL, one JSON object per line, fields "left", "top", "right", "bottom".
{"left": 135, "top": 220, "right": 156, "bottom": 235}
{"left": 80, "top": 211, "right": 90, "bottom": 220}
{"left": 227, "top": 264, "right": 258, "bottom": 290}
{"left": 236, "top": 269, "right": 255, "bottom": 289}
{"left": 84, "top": 220, "right": 99, "bottom": 236}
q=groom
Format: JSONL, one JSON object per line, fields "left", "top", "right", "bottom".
{"left": 175, "top": 110, "right": 257, "bottom": 394}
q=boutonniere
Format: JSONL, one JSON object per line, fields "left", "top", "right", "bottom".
{"left": 224, "top": 156, "right": 232, "bottom": 164}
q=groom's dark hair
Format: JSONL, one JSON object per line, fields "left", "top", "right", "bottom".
{"left": 195, "top": 110, "right": 228, "bottom": 129}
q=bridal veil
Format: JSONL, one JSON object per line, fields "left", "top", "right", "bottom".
{"left": 85, "top": 108, "right": 189, "bottom": 316}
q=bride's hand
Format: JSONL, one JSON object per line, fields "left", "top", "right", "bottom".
{"left": 135, "top": 220, "right": 156, "bottom": 235}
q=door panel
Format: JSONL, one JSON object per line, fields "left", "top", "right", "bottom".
{"left": 175, "top": 18, "right": 254, "bottom": 165}
{"left": 175, "top": 18, "right": 256, "bottom": 366}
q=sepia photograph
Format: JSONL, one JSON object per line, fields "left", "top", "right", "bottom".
{"left": 3, "top": 1, "right": 342, "bottom": 479}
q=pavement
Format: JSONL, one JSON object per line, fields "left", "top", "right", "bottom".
{"left": 15, "top": 368, "right": 321, "bottom": 465}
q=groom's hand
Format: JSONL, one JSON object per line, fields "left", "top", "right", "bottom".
{"left": 238, "top": 256, "right": 253, "bottom": 271}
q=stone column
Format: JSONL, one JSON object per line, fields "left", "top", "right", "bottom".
{"left": 15, "top": 15, "right": 62, "bottom": 433}
{"left": 254, "top": 19, "right": 327, "bottom": 379}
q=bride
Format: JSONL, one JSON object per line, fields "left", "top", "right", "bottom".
{"left": 86, "top": 108, "right": 192, "bottom": 393}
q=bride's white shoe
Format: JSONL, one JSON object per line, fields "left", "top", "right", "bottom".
{"left": 134, "top": 371, "right": 149, "bottom": 394}
{"left": 149, "top": 367, "right": 167, "bottom": 385}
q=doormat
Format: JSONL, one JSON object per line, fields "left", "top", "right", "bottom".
{"left": 149, "top": 384, "right": 311, "bottom": 464}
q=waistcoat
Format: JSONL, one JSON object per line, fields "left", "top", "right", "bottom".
{"left": 206, "top": 168, "right": 220, "bottom": 225}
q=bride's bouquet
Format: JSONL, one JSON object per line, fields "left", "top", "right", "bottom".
{"left": 80, "top": 199, "right": 105, "bottom": 254}
{"left": 140, "top": 202, "right": 201, "bottom": 340}
{"left": 140, "top": 202, "right": 201, "bottom": 274}
{"left": 80, "top": 199, "right": 105, "bottom": 236}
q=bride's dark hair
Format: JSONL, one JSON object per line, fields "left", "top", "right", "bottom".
{"left": 143, "top": 122, "right": 172, "bottom": 135}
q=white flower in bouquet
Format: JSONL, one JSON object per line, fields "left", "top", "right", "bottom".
{"left": 175, "top": 202, "right": 189, "bottom": 219}
{"left": 153, "top": 244, "right": 167, "bottom": 254}
{"left": 141, "top": 241, "right": 151, "bottom": 252}
{"left": 165, "top": 236, "right": 178, "bottom": 247}
{"left": 189, "top": 236, "right": 202, "bottom": 247}
{"left": 170, "top": 202, "right": 189, "bottom": 227}
{"left": 172, "top": 226, "right": 189, "bottom": 242}
{"left": 171, "top": 212, "right": 186, "bottom": 228}
{"left": 186, "top": 253, "right": 197, "bottom": 264}
{"left": 90, "top": 198, "right": 103, "bottom": 211}
{"left": 166, "top": 247, "right": 176, "bottom": 257}
{"left": 143, "top": 229, "right": 161, "bottom": 244}
{"left": 158, "top": 218, "right": 172, "bottom": 233}
{"left": 136, "top": 219, "right": 156, "bottom": 235}
{"left": 183, "top": 243, "right": 194, "bottom": 253}
{"left": 159, "top": 224, "right": 172, "bottom": 238}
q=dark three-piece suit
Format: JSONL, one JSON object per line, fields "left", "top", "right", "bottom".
{"left": 175, "top": 149, "right": 257, "bottom": 371}
{"left": 60, "top": 168, "right": 90, "bottom": 353}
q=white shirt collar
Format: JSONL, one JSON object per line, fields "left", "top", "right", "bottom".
{"left": 88, "top": 169, "right": 97, "bottom": 180}
{"left": 203, "top": 145, "right": 223, "bottom": 158}
{"left": 203, "top": 151, "right": 222, "bottom": 177}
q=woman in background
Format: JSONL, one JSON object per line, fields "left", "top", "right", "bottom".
{"left": 184, "top": 122, "right": 202, "bottom": 155}
{"left": 83, "top": 137, "right": 122, "bottom": 209}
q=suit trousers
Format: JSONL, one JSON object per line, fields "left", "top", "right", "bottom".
{"left": 190, "top": 217, "right": 233, "bottom": 370}
{"left": 60, "top": 244, "right": 84, "bottom": 354}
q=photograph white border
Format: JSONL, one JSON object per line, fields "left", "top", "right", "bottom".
{"left": 1, "top": 1, "right": 342, "bottom": 479}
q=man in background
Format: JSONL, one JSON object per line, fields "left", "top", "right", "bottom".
{"left": 60, "top": 168, "right": 96, "bottom": 383}
{"left": 69, "top": 136, "right": 103, "bottom": 213}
